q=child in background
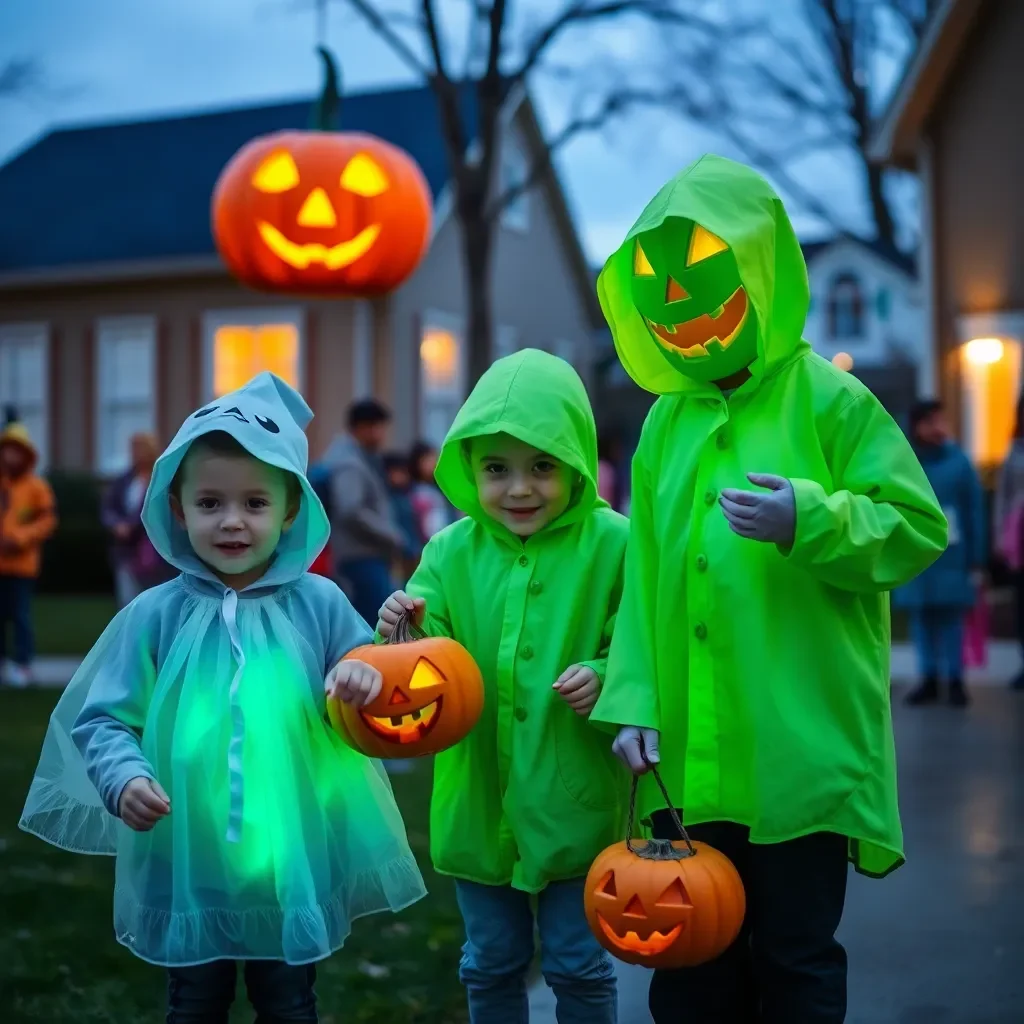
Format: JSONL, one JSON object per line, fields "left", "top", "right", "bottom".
{"left": 409, "top": 440, "right": 453, "bottom": 541}
{"left": 378, "top": 349, "right": 628, "bottom": 1024}
{"left": 20, "top": 373, "right": 424, "bottom": 1022}
{"left": 383, "top": 452, "right": 423, "bottom": 584}
{"left": 0, "top": 419, "right": 57, "bottom": 687}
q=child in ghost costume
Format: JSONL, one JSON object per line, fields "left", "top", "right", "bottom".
{"left": 20, "top": 373, "right": 425, "bottom": 1020}
{"left": 590, "top": 156, "right": 946, "bottom": 1023}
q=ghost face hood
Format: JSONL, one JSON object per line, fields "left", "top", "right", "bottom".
{"left": 142, "top": 372, "right": 329, "bottom": 591}
{"left": 433, "top": 349, "right": 604, "bottom": 540}
{"left": 598, "top": 154, "right": 811, "bottom": 395}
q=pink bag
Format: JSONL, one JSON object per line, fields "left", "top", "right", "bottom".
{"left": 963, "top": 594, "right": 989, "bottom": 669}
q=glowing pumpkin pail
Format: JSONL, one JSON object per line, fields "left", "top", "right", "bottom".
{"left": 584, "top": 757, "right": 745, "bottom": 969}
{"left": 327, "top": 610, "right": 484, "bottom": 760}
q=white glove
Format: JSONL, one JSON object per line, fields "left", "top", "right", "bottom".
{"left": 612, "top": 726, "right": 661, "bottom": 775}
{"left": 720, "top": 473, "right": 796, "bottom": 546}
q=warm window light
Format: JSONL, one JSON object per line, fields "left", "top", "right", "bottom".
{"left": 832, "top": 351, "right": 854, "bottom": 371}
{"left": 964, "top": 337, "right": 1004, "bottom": 365}
{"left": 420, "top": 328, "right": 459, "bottom": 390}
{"left": 213, "top": 323, "right": 299, "bottom": 396}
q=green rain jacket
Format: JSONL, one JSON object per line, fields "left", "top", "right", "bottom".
{"left": 407, "top": 349, "right": 630, "bottom": 892}
{"left": 591, "top": 156, "right": 947, "bottom": 877}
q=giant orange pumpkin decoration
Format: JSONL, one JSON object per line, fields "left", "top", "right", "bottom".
{"left": 212, "top": 50, "right": 432, "bottom": 297}
{"left": 327, "top": 610, "right": 484, "bottom": 759}
{"left": 584, "top": 760, "right": 745, "bottom": 969}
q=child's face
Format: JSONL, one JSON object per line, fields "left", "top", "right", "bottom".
{"left": 0, "top": 442, "right": 30, "bottom": 477}
{"left": 172, "top": 448, "right": 297, "bottom": 588}
{"left": 388, "top": 466, "right": 411, "bottom": 489}
{"left": 470, "top": 433, "right": 575, "bottom": 537}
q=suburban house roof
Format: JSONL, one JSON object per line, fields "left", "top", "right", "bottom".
{"left": 800, "top": 234, "right": 917, "bottom": 278}
{"left": 868, "top": 0, "right": 989, "bottom": 168}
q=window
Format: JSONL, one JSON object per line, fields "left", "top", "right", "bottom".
{"left": 499, "top": 132, "right": 530, "bottom": 232}
{"left": 0, "top": 323, "right": 49, "bottom": 469}
{"left": 96, "top": 317, "right": 156, "bottom": 474}
{"left": 202, "top": 308, "right": 303, "bottom": 401}
{"left": 351, "top": 300, "right": 374, "bottom": 400}
{"left": 494, "top": 325, "right": 518, "bottom": 361}
{"left": 826, "top": 273, "right": 864, "bottom": 340}
{"left": 420, "top": 311, "right": 465, "bottom": 447}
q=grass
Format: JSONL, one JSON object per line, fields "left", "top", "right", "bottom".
{"left": 1, "top": 689, "right": 468, "bottom": 1024}
{"left": 31, "top": 595, "right": 118, "bottom": 657}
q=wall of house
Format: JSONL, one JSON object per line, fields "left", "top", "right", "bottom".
{"left": 804, "top": 244, "right": 923, "bottom": 370}
{"left": 0, "top": 276, "right": 382, "bottom": 472}
{"left": 932, "top": 0, "right": 1024, "bottom": 427}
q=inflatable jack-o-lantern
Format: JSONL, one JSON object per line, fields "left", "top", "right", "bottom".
{"left": 630, "top": 219, "right": 758, "bottom": 383}
{"left": 584, "top": 771, "right": 745, "bottom": 969}
{"left": 212, "top": 49, "right": 432, "bottom": 297}
{"left": 327, "top": 611, "right": 484, "bottom": 759}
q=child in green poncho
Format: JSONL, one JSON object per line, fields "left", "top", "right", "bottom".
{"left": 378, "top": 349, "right": 629, "bottom": 1024}
{"left": 590, "top": 156, "right": 946, "bottom": 1023}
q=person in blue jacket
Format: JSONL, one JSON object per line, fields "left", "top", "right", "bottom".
{"left": 897, "top": 399, "right": 987, "bottom": 707}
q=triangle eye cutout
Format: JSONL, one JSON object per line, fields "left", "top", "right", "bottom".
{"left": 655, "top": 877, "right": 692, "bottom": 908}
{"left": 687, "top": 224, "right": 729, "bottom": 266}
{"left": 623, "top": 894, "right": 647, "bottom": 918}
{"left": 409, "top": 658, "right": 443, "bottom": 690}
{"left": 596, "top": 871, "right": 617, "bottom": 897}
{"left": 388, "top": 686, "right": 409, "bottom": 706}
{"left": 666, "top": 276, "right": 688, "bottom": 303}
{"left": 634, "top": 240, "right": 655, "bottom": 277}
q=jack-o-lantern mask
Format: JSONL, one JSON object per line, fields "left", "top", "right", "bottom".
{"left": 327, "top": 613, "right": 484, "bottom": 759}
{"left": 213, "top": 131, "right": 432, "bottom": 297}
{"left": 630, "top": 218, "right": 758, "bottom": 384}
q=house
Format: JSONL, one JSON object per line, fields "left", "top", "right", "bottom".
{"left": 0, "top": 82, "right": 603, "bottom": 474}
{"left": 869, "top": 0, "right": 1024, "bottom": 470}
{"left": 801, "top": 234, "right": 923, "bottom": 422}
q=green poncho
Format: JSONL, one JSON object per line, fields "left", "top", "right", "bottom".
{"left": 591, "top": 155, "right": 947, "bottom": 877}
{"left": 407, "top": 349, "right": 631, "bottom": 891}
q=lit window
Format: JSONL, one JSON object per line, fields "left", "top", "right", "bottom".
{"left": 203, "top": 309, "right": 303, "bottom": 400}
{"left": 419, "top": 312, "right": 464, "bottom": 447}
{"left": 961, "top": 337, "right": 1022, "bottom": 466}
{"left": 827, "top": 273, "right": 864, "bottom": 340}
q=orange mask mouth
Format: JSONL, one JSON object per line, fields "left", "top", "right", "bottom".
{"left": 257, "top": 221, "right": 381, "bottom": 270}
{"left": 597, "top": 914, "right": 684, "bottom": 956}
{"left": 644, "top": 286, "right": 748, "bottom": 358}
{"left": 360, "top": 697, "right": 442, "bottom": 744}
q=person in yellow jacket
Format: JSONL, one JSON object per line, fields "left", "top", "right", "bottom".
{"left": 378, "top": 349, "right": 629, "bottom": 1024}
{"left": 590, "top": 156, "right": 947, "bottom": 1023}
{"left": 0, "top": 420, "right": 58, "bottom": 687}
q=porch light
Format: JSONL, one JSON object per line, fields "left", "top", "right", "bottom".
{"left": 963, "top": 337, "right": 1004, "bottom": 365}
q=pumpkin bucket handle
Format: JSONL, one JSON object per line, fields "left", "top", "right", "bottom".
{"left": 386, "top": 607, "right": 427, "bottom": 645}
{"left": 625, "top": 737, "right": 696, "bottom": 860}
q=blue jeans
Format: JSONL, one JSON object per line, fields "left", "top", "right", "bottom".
{"left": 0, "top": 575, "right": 34, "bottom": 666}
{"left": 455, "top": 877, "right": 617, "bottom": 1024}
{"left": 910, "top": 607, "right": 965, "bottom": 679}
{"left": 166, "top": 960, "right": 317, "bottom": 1023}
{"left": 338, "top": 556, "right": 394, "bottom": 629}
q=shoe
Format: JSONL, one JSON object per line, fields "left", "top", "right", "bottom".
{"left": 949, "top": 679, "right": 970, "bottom": 707}
{"left": 905, "top": 675, "right": 939, "bottom": 705}
{"left": 5, "top": 664, "right": 33, "bottom": 689}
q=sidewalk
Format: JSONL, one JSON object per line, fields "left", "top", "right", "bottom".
{"left": 10, "top": 641, "right": 1023, "bottom": 691}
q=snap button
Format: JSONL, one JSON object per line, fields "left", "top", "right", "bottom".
{"left": 518, "top": 555, "right": 529, "bottom": 567}
{"left": 521, "top": 645, "right": 534, "bottom": 660}
{"left": 704, "top": 489, "right": 716, "bottom": 506}
{"left": 529, "top": 580, "right": 543, "bottom": 595}
{"left": 694, "top": 622, "right": 708, "bottom": 641}
{"left": 696, "top": 554, "right": 708, "bottom": 572}
{"left": 515, "top": 706, "right": 528, "bottom": 722}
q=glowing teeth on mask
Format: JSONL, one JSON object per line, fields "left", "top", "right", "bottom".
{"left": 642, "top": 286, "right": 749, "bottom": 357}
{"left": 361, "top": 698, "right": 442, "bottom": 744}
{"left": 710, "top": 303, "right": 725, "bottom": 319}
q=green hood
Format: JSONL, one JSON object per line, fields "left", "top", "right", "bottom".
{"left": 434, "top": 348, "right": 603, "bottom": 536}
{"left": 597, "top": 153, "right": 811, "bottom": 395}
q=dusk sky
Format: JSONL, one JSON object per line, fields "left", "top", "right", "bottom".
{"left": 0, "top": 0, "right": 912, "bottom": 264}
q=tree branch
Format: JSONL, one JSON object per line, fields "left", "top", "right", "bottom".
{"left": 339, "top": 0, "right": 432, "bottom": 78}
{"left": 421, "top": 0, "right": 450, "bottom": 78}
{"left": 0, "top": 58, "right": 43, "bottom": 99}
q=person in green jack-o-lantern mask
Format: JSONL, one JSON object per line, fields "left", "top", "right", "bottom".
{"left": 630, "top": 218, "right": 758, "bottom": 385}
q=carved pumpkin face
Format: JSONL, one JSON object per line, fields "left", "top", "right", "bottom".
{"left": 584, "top": 839, "right": 745, "bottom": 969}
{"left": 327, "top": 636, "right": 484, "bottom": 759}
{"left": 212, "top": 131, "right": 432, "bottom": 297}
{"left": 630, "top": 218, "right": 758, "bottom": 383}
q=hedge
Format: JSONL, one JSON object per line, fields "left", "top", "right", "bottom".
{"left": 39, "top": 473, "right": 114, "bottom": 595}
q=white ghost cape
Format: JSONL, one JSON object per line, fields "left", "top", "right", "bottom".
{"left": 19, "top": 373, "right": 425, "bottom": 966}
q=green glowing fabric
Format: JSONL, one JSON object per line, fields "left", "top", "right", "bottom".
{"left": 20, "top": 373, "right": 425, "bottom": 965}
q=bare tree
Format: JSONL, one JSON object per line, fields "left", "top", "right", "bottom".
{"left": 0, "top": 58, "right": 44, "bottom": 100}
{"left": 657, "top": 0, "right": 940, "bottom": 252}
{"left": 305, "top": 0, "right": 715, "bottom": 384}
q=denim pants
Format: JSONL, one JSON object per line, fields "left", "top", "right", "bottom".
{"left": 910, "top": 606, "right": 965, "bottom": 679}
{"left": 166, "top": 960, "right": 317, "bottom": 1023}
{"left": 455, "top": 877, "right": 617, "bottom": 1024}
{"left": 0, "top": 575, "right": 34, "bottom": 666}
{"left": 338, "top": 556, "right": 394, "bottom": 629}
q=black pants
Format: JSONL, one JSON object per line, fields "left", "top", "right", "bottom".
{"left": 648, "top": 817, "right": 849, "bottom": 1024}
{"left": 166, "top": 960, "right": 317, "bottom": 1024}
{"left": 0, "top": 575, "right": 34, "bottom": 666}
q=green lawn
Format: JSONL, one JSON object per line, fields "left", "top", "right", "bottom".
{"left": 1, "top": 689, "right": 468, "bottom": 1024}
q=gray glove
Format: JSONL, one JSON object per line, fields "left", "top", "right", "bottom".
{"left": 612, "top": 726, "right": 661, "bottom": 775}
{"left": 720, "top": 473, "right": 796, "bottom": 547}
